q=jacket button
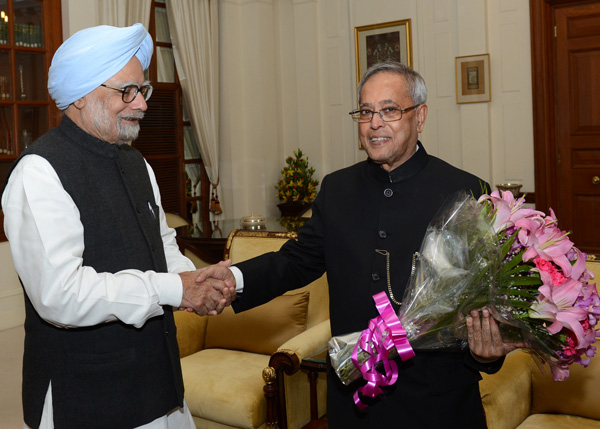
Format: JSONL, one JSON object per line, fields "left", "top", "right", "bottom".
{"left": 384, "top": 188, "right": 393, "bottom": 197}
{"left": 372, "top": 273, "right": 380, "bottom": 281}
{"left": 379, "top": 230, "right": 387, "bottom": 238}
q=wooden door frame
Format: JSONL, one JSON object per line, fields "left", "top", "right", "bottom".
{"left": 529, "top": 0, "right": 598, "bottom": 214}
{"left": 530, "top": 0, "right": 558, "bottom": 214}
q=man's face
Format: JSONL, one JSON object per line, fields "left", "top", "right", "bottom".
{"left": 358, "top": 72, "right": 427, "bottom": 171}
{"left": 81, "top": 57, "right": 148, "bottom": 145}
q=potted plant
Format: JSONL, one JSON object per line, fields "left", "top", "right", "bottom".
{"left": 275, "top": 149, "right": 319, "bottom": 217}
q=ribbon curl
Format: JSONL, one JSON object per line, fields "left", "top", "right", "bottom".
{"left": 351, "top": 292, "right": 415, "bottom": 409}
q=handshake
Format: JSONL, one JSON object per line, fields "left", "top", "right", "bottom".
{"left": 178, "top": 260, "right": 237, "bottom": 316}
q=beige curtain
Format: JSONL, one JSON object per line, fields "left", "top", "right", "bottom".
{"left": 98, "top": 0, "right": 151, "bottom": 28}
{"left": 165, "top": 0, "right": 223, "bottom": 220}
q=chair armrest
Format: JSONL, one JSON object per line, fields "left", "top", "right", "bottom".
{"left": 173, "top": 310, "right": 209, "bottom": 358}
{"left": 480, "top": 350, "right": 533, "bottom": 429}
{"left": 275, "top": 319, "right": 331, "bottom": 362}
{"left": 265, "top": 319, "right": 331, "bottom": 429}
{"left": 267, "top": 319, "right": 331, "bottom": 380}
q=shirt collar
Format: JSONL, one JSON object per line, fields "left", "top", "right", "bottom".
{"left": 367, "top": 141, "right": 428, "bottom": 184}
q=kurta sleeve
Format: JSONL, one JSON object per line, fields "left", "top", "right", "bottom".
{"left": 2, "top": 155, "right": 192, "bottom": 328}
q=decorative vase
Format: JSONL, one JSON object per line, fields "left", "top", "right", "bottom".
{"left": 277, "top": 201, "right": 312, "bottom": 217}
{"left": 496, "top": 183, "right": 522, "bottom": 197}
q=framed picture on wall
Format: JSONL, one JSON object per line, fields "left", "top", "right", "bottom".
{"left": 354, "top": 19, "right": 412, "bottom": 86}
{"left": 455, "top": 54, "right": 491, "bottom": 104}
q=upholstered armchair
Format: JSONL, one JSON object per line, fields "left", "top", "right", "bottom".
{"left": 480, "top": 259, "right": 600, "bottom": 428}
{"left": 174, "top": 229, "right": 330, "bottom": 428}
{"left": 165, "top": 212, "right": 190, "bottom": 229}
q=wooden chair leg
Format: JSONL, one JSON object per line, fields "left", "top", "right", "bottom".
{"left": 263, "top": 366, "right": 280, "bottom": 429}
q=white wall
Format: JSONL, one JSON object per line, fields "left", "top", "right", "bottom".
{"left": 61, "top": 0, "right": 98, "bottom": 37}
{"left": 59, "top": 0, "right": 536, "bottom": 218}
{"left": 0, "top": 0, "right": 535, "bottom": 330}
{"left": 219, "top": 0, "right": 534, "bottom": 219}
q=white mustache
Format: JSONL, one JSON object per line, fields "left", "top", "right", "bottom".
{"left": 120, "top": 112, "right": 145, "bottom": 121}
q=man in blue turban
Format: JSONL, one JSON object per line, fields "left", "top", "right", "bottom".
{"left": 2, "top": 24, "right": 235, "bottom": 428}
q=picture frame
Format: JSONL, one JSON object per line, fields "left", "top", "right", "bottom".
{"left": 354, "top": 19, "right": 412, "bottom": 86}
{"left": 455, "top": 54, "right": 491, "bottom": 104}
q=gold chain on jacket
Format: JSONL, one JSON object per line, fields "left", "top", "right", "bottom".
{"left": 374, "top": 250, "right": 419, "bottom": 306}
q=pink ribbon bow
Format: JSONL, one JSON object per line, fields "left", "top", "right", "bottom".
{"left": 351, "top": 292, "right": 415, "bottom": 409}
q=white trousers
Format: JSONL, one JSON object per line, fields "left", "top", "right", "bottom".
{"left": 25, "top": 382, "right": 196, "bottom": 429}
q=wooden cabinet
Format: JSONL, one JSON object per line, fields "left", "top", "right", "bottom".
{"left": 0, "top": 0, "right": 62, "bottom": 241}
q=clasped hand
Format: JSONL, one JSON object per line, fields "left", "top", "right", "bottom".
{"left": 179, "top": 260, "right": 237, "bottom": 316}
{"left": 466, "top": 307, "right": 525, "bottom": 362}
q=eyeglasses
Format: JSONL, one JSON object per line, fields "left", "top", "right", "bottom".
{"left": 349, "top": 104, "right": 421, "bottom": 123}
{"left": 100, "top": 83, "right": 153, "bottom": 103}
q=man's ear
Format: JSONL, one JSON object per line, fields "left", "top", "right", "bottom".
{"left": 416, "top": 104, "right": 428, "bottom": 133}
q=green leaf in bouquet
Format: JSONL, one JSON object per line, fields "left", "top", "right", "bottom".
{"left": 500, "top": 242, "right": 524, "bottom": 275}
{"left": 502, "top": 275, "right": 543, "bottom": 287}
{"left": 500, "top": 231, "right": 517, "bottom": 258}
{"left": 501, "top": 287, "right": 539, "bottom": 300}
{"left": 502, "top": 263, "right": 535, "bottom": 277}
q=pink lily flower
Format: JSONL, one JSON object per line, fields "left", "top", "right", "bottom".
{"left": 515, "top": 212, "right": 546, "bottom": 247}
{"left": 520, "top": 220, "right": 574, "bottom": 276}
{"left": 569, "top": 248, "right": 589, "bottom": 284}
{"left": 529, "top": 276, "right": 588, "bottom": 346}
{"left": 478, "top": 191, "right": 543, "bottom": 233}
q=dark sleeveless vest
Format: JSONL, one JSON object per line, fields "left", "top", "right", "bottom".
{"left": 5, "top": 116, "right": 184, "bottom": 428}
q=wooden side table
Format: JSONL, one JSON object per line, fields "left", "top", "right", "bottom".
{"left": 300, "top": 350, "right": 329, "bottom": 429}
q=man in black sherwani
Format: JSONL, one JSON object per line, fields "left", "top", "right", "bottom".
{"left": 202, "top": 61, "right": 519, "bottom": 428}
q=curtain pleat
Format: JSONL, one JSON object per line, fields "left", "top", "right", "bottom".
{"left": 98, "top": 0, "right": 221, "bottom": 220}
{"left": 97, "top": 0, "right": 151, "bottom": 28}
{"left": 165, "top": 0, "right": 222, "bottom": 219}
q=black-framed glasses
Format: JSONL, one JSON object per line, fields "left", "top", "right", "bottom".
{"left": 100, "top": 83, "right": 153, "bottom": 103}
{"left": 349, "top": 104, "right": 421, "bottom": 123}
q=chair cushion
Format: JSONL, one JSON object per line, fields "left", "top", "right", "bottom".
{"left": 518, "top": 413, "right": 600, "bottom": 428}
{"left": 182, "top": 349, "right": 270, "bottom": 428}
{"left": 205, "top": 291, "right": 309, "bottom": 355}
{"left": 174, "top": 311, "right": 209, "bottom": 358}
{"left": 530, "top": 260, "right": 600, "bottom": 421}
{"left": 531, "top": 354, "right": 600, "bottom": 420}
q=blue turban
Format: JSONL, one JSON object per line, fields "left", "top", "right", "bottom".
{"left": 48, "top": 23, "right": 153, "bottom": 110}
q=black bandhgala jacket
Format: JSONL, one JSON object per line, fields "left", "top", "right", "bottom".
{"left": 233, "top": 142, "right": 502, "bottom": 428}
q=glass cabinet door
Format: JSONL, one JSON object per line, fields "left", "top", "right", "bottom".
{"left": 0, "top": 50, "right": 12, "bottom": 100}
{"left": 13, "top": 0, "right": 43, "bottom": 48}
{"left": 0, "top": 0, "right": 62, "bottom": 241}
{"left": 0, "top": 105, "right": 12, "bottom": 154}
{"left": 15, "top": 52, "right": 46, "bottom": 100}
{"left": 0, "top": 0, "right": 60, "bottom": 159}
{"left": 0, "top": 1, "right": 8, "bottom": 46}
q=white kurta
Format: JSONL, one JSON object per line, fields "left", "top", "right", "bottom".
{"left": 2, "top": 154, "right": 197, "bottom": 428}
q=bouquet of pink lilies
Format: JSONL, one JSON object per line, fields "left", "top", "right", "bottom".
{"left": 475, "top": 190, "right": 599, "bottom": 380}
{"left": 329, "top": 189, "right": 600, "bottom": 404}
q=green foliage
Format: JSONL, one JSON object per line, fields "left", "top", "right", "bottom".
{"left": 275, "top": 149, "right": 319, "bottom": 203}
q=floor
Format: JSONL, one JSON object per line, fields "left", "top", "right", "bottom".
{"left": 0, "top": 325, "right": 24, "bottom": 428}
